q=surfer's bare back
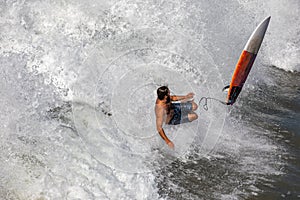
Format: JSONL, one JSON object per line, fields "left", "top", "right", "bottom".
{"left": 155, "top": 86, "right": 198, "bottom": 149}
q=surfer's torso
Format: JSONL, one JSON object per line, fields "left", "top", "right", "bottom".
{"left": 155, "top": 100, "right": 174, "bottom": 124}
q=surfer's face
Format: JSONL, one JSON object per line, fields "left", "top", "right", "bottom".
{"left": 165, "top": 90, "right": 171, "bottom": 103}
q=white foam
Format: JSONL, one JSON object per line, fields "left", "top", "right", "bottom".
{"left": 0, "top": 0, "right": 291, "bottom": 199}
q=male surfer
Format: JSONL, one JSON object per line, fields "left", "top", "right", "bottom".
{"left": 155, "top": 86, "right": 198, "bottom": 148}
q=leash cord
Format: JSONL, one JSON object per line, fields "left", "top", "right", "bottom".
{"left": 198, "top": 97, "right": 227, "bottom": 111}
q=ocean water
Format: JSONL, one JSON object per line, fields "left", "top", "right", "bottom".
{"left": 0, "top": 0, "right": 299, "bottom": 199}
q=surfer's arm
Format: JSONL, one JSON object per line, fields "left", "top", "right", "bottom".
{"left": 171, "top": 92, "right": 194, "bottom": 101}
{"left": 157, "top": 128, "right": 171, "bottom": 144}
{"left": 155, "top": 106, "right": 173, "bottom": 148}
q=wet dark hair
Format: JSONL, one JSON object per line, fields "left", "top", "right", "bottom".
{"left": 157, "top": 86, "right": 169, "bottom": 100}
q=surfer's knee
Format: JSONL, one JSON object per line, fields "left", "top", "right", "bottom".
{"left": 192, "top": 102, "right": 198, "bottom": 111}
{"left": 188, "top": 113, "right": 198, "bottom": 122}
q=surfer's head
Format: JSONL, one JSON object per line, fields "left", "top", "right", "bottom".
{"left": 157, "top": 86, "right": 170, "bottom": 101}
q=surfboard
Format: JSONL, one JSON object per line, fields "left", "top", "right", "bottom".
{"left": 225, "top": 16, "right": 271, "bottom": 105}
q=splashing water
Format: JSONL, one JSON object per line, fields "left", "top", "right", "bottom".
{"left": 0, "top": 0, "right": 299, "bottom": 199}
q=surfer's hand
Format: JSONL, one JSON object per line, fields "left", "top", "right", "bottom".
{"left": 186, "top": 92, "right": 195, "bottom": 99}
{"left": 167, "top": 141, "right": 174, "bottom": 149}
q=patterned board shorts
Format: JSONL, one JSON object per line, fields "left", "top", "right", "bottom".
{"left": 168, "top": 101, "right": 193, "bottom": 125}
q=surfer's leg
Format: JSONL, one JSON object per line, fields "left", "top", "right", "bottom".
{"left": 180, "top": 111, "right": 198, "bottom": 123}
{"left": 181, "top": 101, "right": 197, "bottom": 111}
{"left": 191, "top": 101, "right": 198, "bottom": 111}
{"left": 168, "top": 103, "right": 181, "bottom": 125}
{"left": 188, "top": 112, "right": 198, "bottom": 122}
{"left": 179, "top": 102, "right": 198, "bottom": 123}
{"left": 173, "top": 102, "right": 199, "bottom": 124}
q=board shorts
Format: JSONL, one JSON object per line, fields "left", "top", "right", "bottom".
{"left": 168, "top": 101, "right": 193, "bottom": 125}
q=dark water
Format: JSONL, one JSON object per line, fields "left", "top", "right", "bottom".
{"left": 248, "top": 66, "right": 300, "bottom": 199}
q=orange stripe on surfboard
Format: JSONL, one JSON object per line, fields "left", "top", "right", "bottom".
{"left": 229, "top": 50, "right": 256, "bottom": 87}
{"left": 226, "top": 50, "right": 256, "bottom": 105}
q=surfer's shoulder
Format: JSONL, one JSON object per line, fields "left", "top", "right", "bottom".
{"left": 155, "top": 100, "right": 166, "bottom": 111}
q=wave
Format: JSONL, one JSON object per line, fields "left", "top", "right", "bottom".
{"left": 0, "top": 0, "right": 298, "bottom": 199}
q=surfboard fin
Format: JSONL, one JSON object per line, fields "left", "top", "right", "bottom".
{"left": 222, "top": 85, "right": 230, "bottom": 92}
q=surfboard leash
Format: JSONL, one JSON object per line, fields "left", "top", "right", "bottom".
{"left": 198, "top": 97, "right": 228, "bottom": 111}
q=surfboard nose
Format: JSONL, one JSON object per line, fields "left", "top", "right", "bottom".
{"left": 244, "top": 16, "right": 271, "bottom": 54}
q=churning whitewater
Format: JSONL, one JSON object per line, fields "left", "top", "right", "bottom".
{"left": 0, "top": 0, "right": 299, "bottom": 199}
